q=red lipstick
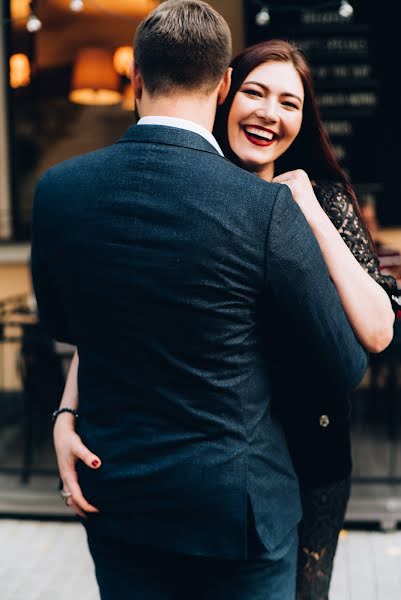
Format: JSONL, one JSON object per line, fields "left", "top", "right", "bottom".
{"left": 241, "top": 125, "right": 277, "bottom": 147}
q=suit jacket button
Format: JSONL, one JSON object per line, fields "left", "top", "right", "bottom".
{"left": 319, "top": 414, "right": 330, "bottom": 428}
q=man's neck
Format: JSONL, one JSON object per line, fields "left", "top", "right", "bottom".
{"left": 137, "top": 94, "right": 217, "bottom": 133}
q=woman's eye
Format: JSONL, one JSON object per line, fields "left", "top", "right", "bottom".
{"left": 242, "top": 89, "right": 262, "bottom": 97}
{"left": 282, "top": 101, "right": 299, "bottom": 109}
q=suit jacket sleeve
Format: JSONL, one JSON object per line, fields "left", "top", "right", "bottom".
{"left": 30, "top": 171, "right": 75, "bottom": 344}
{"left": 264, "top": 184, "right": 368, "bottom": 392}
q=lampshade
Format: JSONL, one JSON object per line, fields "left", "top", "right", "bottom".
{"left": 10, "top": 53, "right": 31, "bottom": 88}
{"left": 69, "top": 47, "right": 122, "bottom": 106}
{"left": 11, "top": 0, "right": 30, "bottom": 20}
{"left": 50, "top": 0, "right": 157, "bottom": 18}
{"left": 113, "top": 46, "right": 133, "bottom": 78}
{"left": 122, "top": 82, "right": 135, "bottom": 111}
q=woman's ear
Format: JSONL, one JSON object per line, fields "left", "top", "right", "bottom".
{"left": 217, "top": 67, "right": 232, "bottom": 106}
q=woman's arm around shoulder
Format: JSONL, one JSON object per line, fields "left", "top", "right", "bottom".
{"left": 273, "top": 171, "right": 395, "bottom": 353}
{"left": 315, "top": 180, "right": 399, "bottom": 312}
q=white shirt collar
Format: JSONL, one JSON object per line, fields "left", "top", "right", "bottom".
{"left": 137, "top": 116, "right": 224, "bottom": 156}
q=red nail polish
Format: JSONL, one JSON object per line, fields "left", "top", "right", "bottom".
{"left": 92, "top": 460, "right": 99, "bottom": 467}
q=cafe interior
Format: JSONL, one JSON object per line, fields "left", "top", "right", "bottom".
{"left": 1, "top": 0, "right": 401, "bottom": 527}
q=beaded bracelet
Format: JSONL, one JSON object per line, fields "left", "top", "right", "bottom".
{"left": 52, "top": 407, "right": 79, "bottom": 424}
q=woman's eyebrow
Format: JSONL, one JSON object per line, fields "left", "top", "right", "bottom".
{"left": 243, "top": 80, "right": 303, "bottom": 103}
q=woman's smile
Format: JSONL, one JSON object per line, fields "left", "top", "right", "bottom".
{"left": 241, "top": 124, "right": 278, "bottom": 146}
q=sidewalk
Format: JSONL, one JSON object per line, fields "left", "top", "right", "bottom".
{"left": 1, "top": 520, "right": 401, "bottom": 599}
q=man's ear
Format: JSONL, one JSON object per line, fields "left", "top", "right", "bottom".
{"left": 132, "top": 61, "right": 143, "bottom": 100}
{"left": 217, "top": 67, "right": 232, "bottom": 106}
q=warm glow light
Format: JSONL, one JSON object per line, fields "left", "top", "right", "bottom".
{"left": 122, "top": 83, "right": 135, "bottom": 111}
{"left": 10, "top": 53, "right": 31, "bottom": 88}
{"left": 46, "top": 0, "right": 157, "bottom": 18}
{"left": 26, "top": 12, "right": 42, "bottom": 32}
{"left": 69, "top": 89, "right": 122, "bottom": 105}
{"left": 69, "top": 47, "right": 122, "bottom": 106}
{"left": 60, "top": 0, "right": 157, "bottom": 17}
{"left": 113, "top": 46, "right": 133, "bottom": 78}
{"left": 11, "top": 0, "right": 30, "bottom": 20}
{"left": 70, "top": 0, "right": 84, "bottom": 11}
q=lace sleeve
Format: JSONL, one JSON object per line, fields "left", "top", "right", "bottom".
{"left": 314, "top": 182, "right": 399, "bottom": 314}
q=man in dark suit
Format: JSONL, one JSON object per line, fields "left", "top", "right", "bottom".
{"left": 31, "top": 1, "right": 367, "bottom": 598}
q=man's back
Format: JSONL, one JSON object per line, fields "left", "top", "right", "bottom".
{"left": 32, "top": 124, "right": 367, "bottom": 558}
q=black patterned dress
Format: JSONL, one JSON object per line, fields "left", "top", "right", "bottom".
{"left": 295, "top": 181, "right": 398, "bottom": 600}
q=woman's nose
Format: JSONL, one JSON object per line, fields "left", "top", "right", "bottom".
{"left": 255, "top": 101, "right": 278, "bottom": 122}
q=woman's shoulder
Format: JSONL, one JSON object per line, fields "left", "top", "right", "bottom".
{"left": 313, "top": 179, "right": 352, "bottom": 208}
{"left": 312, "top": 179, "right": 355, "bottom": 228}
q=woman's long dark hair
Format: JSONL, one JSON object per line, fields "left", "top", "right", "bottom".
{"left": 214, "top": 39, "right": 369, "bottom": 235}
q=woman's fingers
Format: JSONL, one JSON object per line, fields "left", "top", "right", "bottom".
{"left": 63, "top": 474, "right": 100, "bottom": 514}
{"left": 56, "top": 431, "right": 101, "bottom": 514}
{"left": 73, "top": 437, "right": 102, "bottom": 470}
{"left": 68, "top": 497, "right": 87, "bottom": 518}
{"left": 62, "top": 488, "right": 87, "bottom": 519}
{"left": 272, "top": 170, "right": 319, "bottom": 220}
{"left": 273, "top": 170, "right": 310, "bottom": 187}
{"left": 272, "top": 173, "right": 291, "bottom": 184}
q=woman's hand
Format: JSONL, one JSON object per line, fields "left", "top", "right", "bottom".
{"left": 53, "top": 415, "right": 101, "bottom": 518}
{"left": 273, "top": 169, "right": 323, "bottom": 223}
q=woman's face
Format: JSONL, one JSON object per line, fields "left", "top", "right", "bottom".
{"left": 227, "top": 61, "right": 304, "bottom": 180}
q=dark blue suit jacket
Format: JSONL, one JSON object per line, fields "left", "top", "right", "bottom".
{"left": 31, "top": 125, "right": 367, "bottom": 559}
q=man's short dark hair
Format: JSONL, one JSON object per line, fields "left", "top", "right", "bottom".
{"left": 134, "top": 0, "right": 232, "bottom": 95}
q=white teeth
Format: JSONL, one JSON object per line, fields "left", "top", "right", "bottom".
{"left": 244, "top": 126, "right": 274, "bottom": 141}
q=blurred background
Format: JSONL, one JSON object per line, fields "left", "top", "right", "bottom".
{"left": 0, "top": 0, "right": 401, "bottom": 528}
